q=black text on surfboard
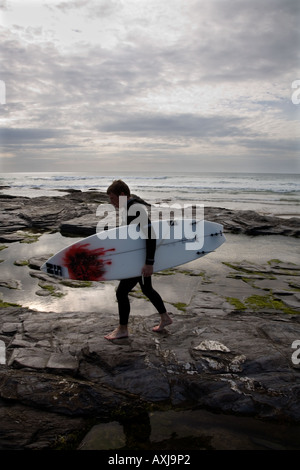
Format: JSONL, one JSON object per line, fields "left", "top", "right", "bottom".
{"left": 46, "top": 262, "right": 62, "bottom": 276}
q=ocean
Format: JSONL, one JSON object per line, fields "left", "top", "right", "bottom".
{"left": 1, "top": 171, "right": 300, "bottom": 218}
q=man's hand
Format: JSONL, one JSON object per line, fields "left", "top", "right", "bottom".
{"left": 141, "top": 264, "right": 153, "bottom": 277}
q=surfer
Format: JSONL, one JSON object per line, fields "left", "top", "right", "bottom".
{"left": 104, "top": 180, "right": 172, "bottom": 340}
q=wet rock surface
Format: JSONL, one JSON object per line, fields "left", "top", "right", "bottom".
{"left": 0, "top": 191, "right": 109, "bottom": 242}
{"left": 0, "top": 257, "right": 300, "bottom": 449}
{"left": 0, "top": 190, "right": 300, "bottom": 449}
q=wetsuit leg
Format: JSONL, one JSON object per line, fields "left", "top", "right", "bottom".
{"left": 116, "top": 277, "right": 139, "bottom": 325}
{"left": 139, "top": 276, "right": 166, "bottom": 314}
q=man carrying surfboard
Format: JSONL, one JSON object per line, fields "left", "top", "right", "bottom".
{"left": 104, "top": 180, "right": 173, "bottom": 340}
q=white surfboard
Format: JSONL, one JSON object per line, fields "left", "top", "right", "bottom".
{"left": 41, "top": 219, "right": 225, "bottom": 281}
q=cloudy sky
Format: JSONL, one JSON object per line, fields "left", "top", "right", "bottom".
{"left": 0, "top": 0, "right": 299, "bottom": 173}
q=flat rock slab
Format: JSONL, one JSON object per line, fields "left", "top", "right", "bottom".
{"left": 0, "top": 258, "right": 300, "bottom": 450}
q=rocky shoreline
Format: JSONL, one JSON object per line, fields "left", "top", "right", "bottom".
{"left": 0, "top": 189, "right": 299, "bottom": 242}
{"left": 0, "top": 190, "right": 300, "bottom": 450}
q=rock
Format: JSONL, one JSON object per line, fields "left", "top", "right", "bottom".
{"left": 79, "top": 421, "right": 126, "bottom": 450}
{"left": 0, "top": 191, "right": 300, "bottom": 449}
{"left": 60, "top": 214, "right": 99, "bottom": 236}
{"left": 0, "top": 401, "right": 87, "bottom": 450}
{"left": 0, "top": 193, "right": 299, "bottom": 241}
{"left": 0, "top": 274, "right": 299, "bottom": 450}
{"left": 205, "top": 207, "right": 300, "bottom": 237}
{"left": 28, "top": 256, "right": 50, "bottom": 270}
{"left": 0, "top": 191, "right": 109, "bottom": 241}
{"left": 193, "top": 340, "right": 230, "bottom": 352}
{"left": 0, "top": 233, "right": 29, "bottom": 243}
{"left": 60, "top": 212, "right": 118, "bottom": 236}
{"left": 1, "top": 322, "right": 20, "bottom": 335}
{"left": 0, "top": 367, "right": 128, "bottom": 417}
{"left": 0, "top": 279, "right": 21, "bottom": 290}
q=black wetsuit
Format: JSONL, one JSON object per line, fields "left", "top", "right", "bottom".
{"left": 116, "top": 198, "right": 166, "bottom": 326}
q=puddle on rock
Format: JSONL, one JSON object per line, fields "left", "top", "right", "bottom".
{"left": 78, "top": 409, "right": 300, "bottom": 451}
{"left": 0, "top": 232, "right": 202, "bottom": 314}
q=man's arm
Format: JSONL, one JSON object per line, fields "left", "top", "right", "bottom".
{"left": 127, "top": 200, "right": 156, "bottom": 277}
{"left": 138, "top": 204, "right": 156, "bottom": 277}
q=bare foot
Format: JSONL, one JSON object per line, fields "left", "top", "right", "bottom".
{"left": 104, "top": 326, "right": 128, "bottom": 341}
{"left": 152, "top": 312, "right": 173, "bottom": 332}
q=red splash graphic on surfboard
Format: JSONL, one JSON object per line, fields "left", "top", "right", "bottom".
{"left": 63, "top": 243, "right": 115, "bottom": 281}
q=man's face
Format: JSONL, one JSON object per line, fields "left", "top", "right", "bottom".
{"left": 108, "top": 192, "right": 119, "bottom": 208}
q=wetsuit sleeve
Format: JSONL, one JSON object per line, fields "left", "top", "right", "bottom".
{"left": 145, "top": 229, "right": 156, "bottom": 265}
{"left": 127, "top": 200, "right": 156, "bottom": 265}
{"left": 141, "top": 207, "right": 156, "bottom": 265}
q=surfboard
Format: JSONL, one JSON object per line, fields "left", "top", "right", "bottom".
{"left": 41, "top": 219, "right": 225, "bottom": 281}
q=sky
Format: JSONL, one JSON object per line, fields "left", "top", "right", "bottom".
{"left": 0, "top": 0, "right": 299, "bottom": 173}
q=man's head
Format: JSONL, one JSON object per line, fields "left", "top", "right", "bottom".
{"left": 106, "top": 180, "right": 130, "bottom": 208}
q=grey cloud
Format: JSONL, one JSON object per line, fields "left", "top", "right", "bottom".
{"left": 166, "top": 0, "right": 300, "bottom": 82}
{"left": 1, "top": 0, "right": 298, "bottom": 172}
{"left": 99, "top": 114, "right": 246, "bottom": 139}
{"left": 239, "top": 137, "right": 300, "bottom": 154}
{"left": 0, "top": 127, "right": 65, "bottom": 145}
